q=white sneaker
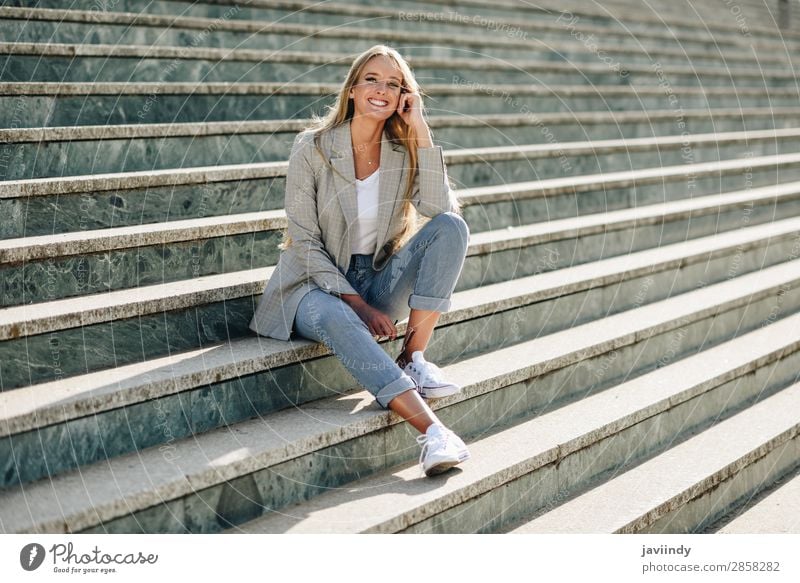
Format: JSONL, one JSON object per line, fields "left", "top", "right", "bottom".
{"left": 403, "top": 351, "right": 461, "bottom": 398}
{"left": 416, "top": 423, "right": 471, "bottom": 477}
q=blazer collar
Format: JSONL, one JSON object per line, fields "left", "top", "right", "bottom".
{"left": 329, "top": 119, "right": 406, "bottom": 257}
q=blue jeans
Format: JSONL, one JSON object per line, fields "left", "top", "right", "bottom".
{"left": 292, "top": 212, "right": 469, "bottom": 409}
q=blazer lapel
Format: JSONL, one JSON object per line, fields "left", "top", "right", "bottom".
{"left": 330, "top": 121, "right": 358, "bottom": 232}
{"left": 329, "top": 119, "right": 406, "bottom": 258}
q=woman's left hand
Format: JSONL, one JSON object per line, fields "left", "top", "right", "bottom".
{"left": 396, "top": 90, "right": 426, "bottom": 130}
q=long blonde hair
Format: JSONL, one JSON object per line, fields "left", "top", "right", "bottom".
{"left": 280, "top": 44, "right": 457, "bottom": 255}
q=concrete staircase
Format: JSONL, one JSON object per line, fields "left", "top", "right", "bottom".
{"left": 1, "top": 0, "right": 799, "bottom": 534}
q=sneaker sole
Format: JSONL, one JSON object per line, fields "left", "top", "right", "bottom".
{"left": 424, "top": 450, "right": 470, "bottom": 476}
{"left": 417, "top": 384, "right": 461, "bottom": 399}
{"left": 425, "top": 459, "right": 461, "bottom": 476}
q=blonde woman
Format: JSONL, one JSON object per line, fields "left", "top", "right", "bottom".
{"left": 250, "top": 45, "right": 470, "bottom": 476}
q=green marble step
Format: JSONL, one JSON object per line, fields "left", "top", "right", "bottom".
{"left": 5, "top": 127, "right": 800, "bottom": 237}
{"left": 3, "top": 255, "right": 799, "bottom": 532}
{"left": 4, "top": 107, "right": 800, "bottom": 180}
{"left": 231, "top": 317, "right": 800, "bottom": 534}
{"left": 4, "top": 185, "right": 800, "bottom": 390}
{"left": 341, "top": 0, "right": 793, "bottom": 35}
{"left": 9, "top": 0, "right": 782, "bottom": 35}
{"left": 11, "top": 0, "right": 797, "bottom": 51}
{"left": 5, "top": 82, "right": 800, "bottom": 128}
{"left": 1, "top": 6, "right": 793, "bottom": 71}
{"left": 568, "top": 0, "right": 784, "bottom": 25}
{"left": 0, "top": 210, "right": 284, "bottom": 307}
{"left": 461, "top": 152, "right": 800, "bottom": 233}
{"left": 5, "top": 152, "right": 800, "bottom": 308}
{"left": 507, "top": 381, "right": 800, "bottom": 534}
{"left": 2, "top": 42, "right": 796, "bottom": 86}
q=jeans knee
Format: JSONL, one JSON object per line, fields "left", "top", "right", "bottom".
{"left": 431, "top": 211, "right": 469, "bottom": 247}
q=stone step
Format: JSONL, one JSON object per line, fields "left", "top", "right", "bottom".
{"left": 222, "top": 312, "right": 800, "bottom": 533}
{"left": 4, "top": 107, "right": 800, "bottom": 180}
{"left": 713, "top": 470, "right": 800, "bottom": 533}
{"left": 4, "top": 127, "right": 799, "bottom": 237}
{"left": 2, "top": 42, "right": 797, "bottom": 86}
{"left": 0, "top": 209, "right": 283, "bottom": 307}
{"left": 461, "top": 152, "right": 800, "bottom": 232}
{"left": 506, "top": 382, "right": 800, "bottom": 534}
{"left": 5, "top": 82, "right": 800, "bottom": 128}
{"left": 349, "top": 0, "right": 794, "bottom": 34}
{"left": 582, "top": 0, "right": 785, "bottom": 27}
{"left": 2, "top": 258, "right": 800, "bottom": 532}
{"left": 15, "top": 0, "right": 798, "bottom": 48}
{"left": 4, "top": 155, "right": 800, "bottom": 308}
{"left": 1, "top": 6, "right": 794, "bottom": 70}
{"left": 3, "top": 187, "right": 799, "bottom": 391}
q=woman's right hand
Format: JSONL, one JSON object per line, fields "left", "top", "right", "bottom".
{"left": 344, "top": 297, "right": 397, "bottom": 340}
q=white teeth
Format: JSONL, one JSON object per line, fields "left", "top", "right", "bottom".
{"left": 368, "top": 98, "right": 388, "bottom": 106}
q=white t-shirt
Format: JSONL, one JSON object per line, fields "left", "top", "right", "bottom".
{"left": 351, "top": 168, "right": 380, "bottom": 254}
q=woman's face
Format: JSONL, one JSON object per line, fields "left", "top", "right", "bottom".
{"left": 349, "top": 55, "right": 406, "bottom": 124}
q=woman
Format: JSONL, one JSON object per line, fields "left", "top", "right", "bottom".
{"left": 249, "top": 45, "right": 470, "bottom": 476}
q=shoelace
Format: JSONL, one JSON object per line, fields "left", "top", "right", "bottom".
{"left": 409, "top": 358, "right": 445, "bottom": 387}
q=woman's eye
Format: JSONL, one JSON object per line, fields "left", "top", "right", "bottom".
{"left": 388, "top": 83, "right": 401, "bottom": 90}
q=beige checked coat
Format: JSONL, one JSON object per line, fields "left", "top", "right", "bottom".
{"left": 249, "top": 119, "right": 459, "bottom": 341}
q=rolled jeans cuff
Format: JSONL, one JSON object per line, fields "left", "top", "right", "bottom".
{"left": 375, "top": 375, "right": 417, "bottom": 409}
{"left": 409, "top": 293, "right": 451, "bottom": 313}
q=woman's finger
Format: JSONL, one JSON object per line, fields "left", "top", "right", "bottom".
{"left": 382, "top": 321, "right": 395, "bottom": 339}
{"left": 376, "top": 315, "right": 392, "bottom": 332}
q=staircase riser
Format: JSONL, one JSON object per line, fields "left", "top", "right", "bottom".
{"left": 403, "top": 358, "right": 800, "bottom": 533}
{"left": 5, "top": 92, "right": 799, "bottom": 129}
{"left": 1, "top": 54, "right": 791, "bottom": 86}
{"left": 436, "top": 116, "right": 800, "bottom": 152}
{"left": 74, "top": 286, "right": 800, "bottom": 533}
{"left": 465, "top": 198, "right": 800, "bottom": 287}
{"left": 5, "top": 138, "right": 796, "bottom": 238}
{"left": 639, "top": 437, "right": 800, "bottom": 534}
{"left": 8, "top": 0, "right": 249, "bottom": 19}
{"left": 15, "top": 0, "right": 781, "bottom": 33}
{"left": 450, "top": 140, "right": 800, "bottom": 198}
{"left": 465, "top": 167, "right": 800, "bottom": 234}
{"left": 0, "top": 229, "right": 283, "bottom": 307}
{"left": 3, "top": 1, "right": 777, "bottom": 52}
{"left": 0, "top": 295, "right": 254, "bottom": 391}
{"left": 0, "top": 20, "right": 784, "bottom": 69}
{"left": 1, "top": 177, "right": 286, "bottom": 239}
{"left": 3, "top": 238, "right": 796, "bottom": 489}
{"left": 343, "top": 0, "right": 786, "bottom": 31}
{"left": 3, "top": 118, "right": 798, "bottom": 181}
{"left": 0, "top": 132, "right": 293, "bottom": 181}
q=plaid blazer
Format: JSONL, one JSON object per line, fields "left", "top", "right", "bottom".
{"left": 248, "top": 119, "right": 460, "bottom": 341}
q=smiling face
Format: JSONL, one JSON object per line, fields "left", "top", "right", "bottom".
{"left": 349, "top": 54, "right": 406, "bottom": 123}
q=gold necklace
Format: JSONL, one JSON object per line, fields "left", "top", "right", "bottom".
{"left": 355, "top": 144, "right": 380, "bottom": 165}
